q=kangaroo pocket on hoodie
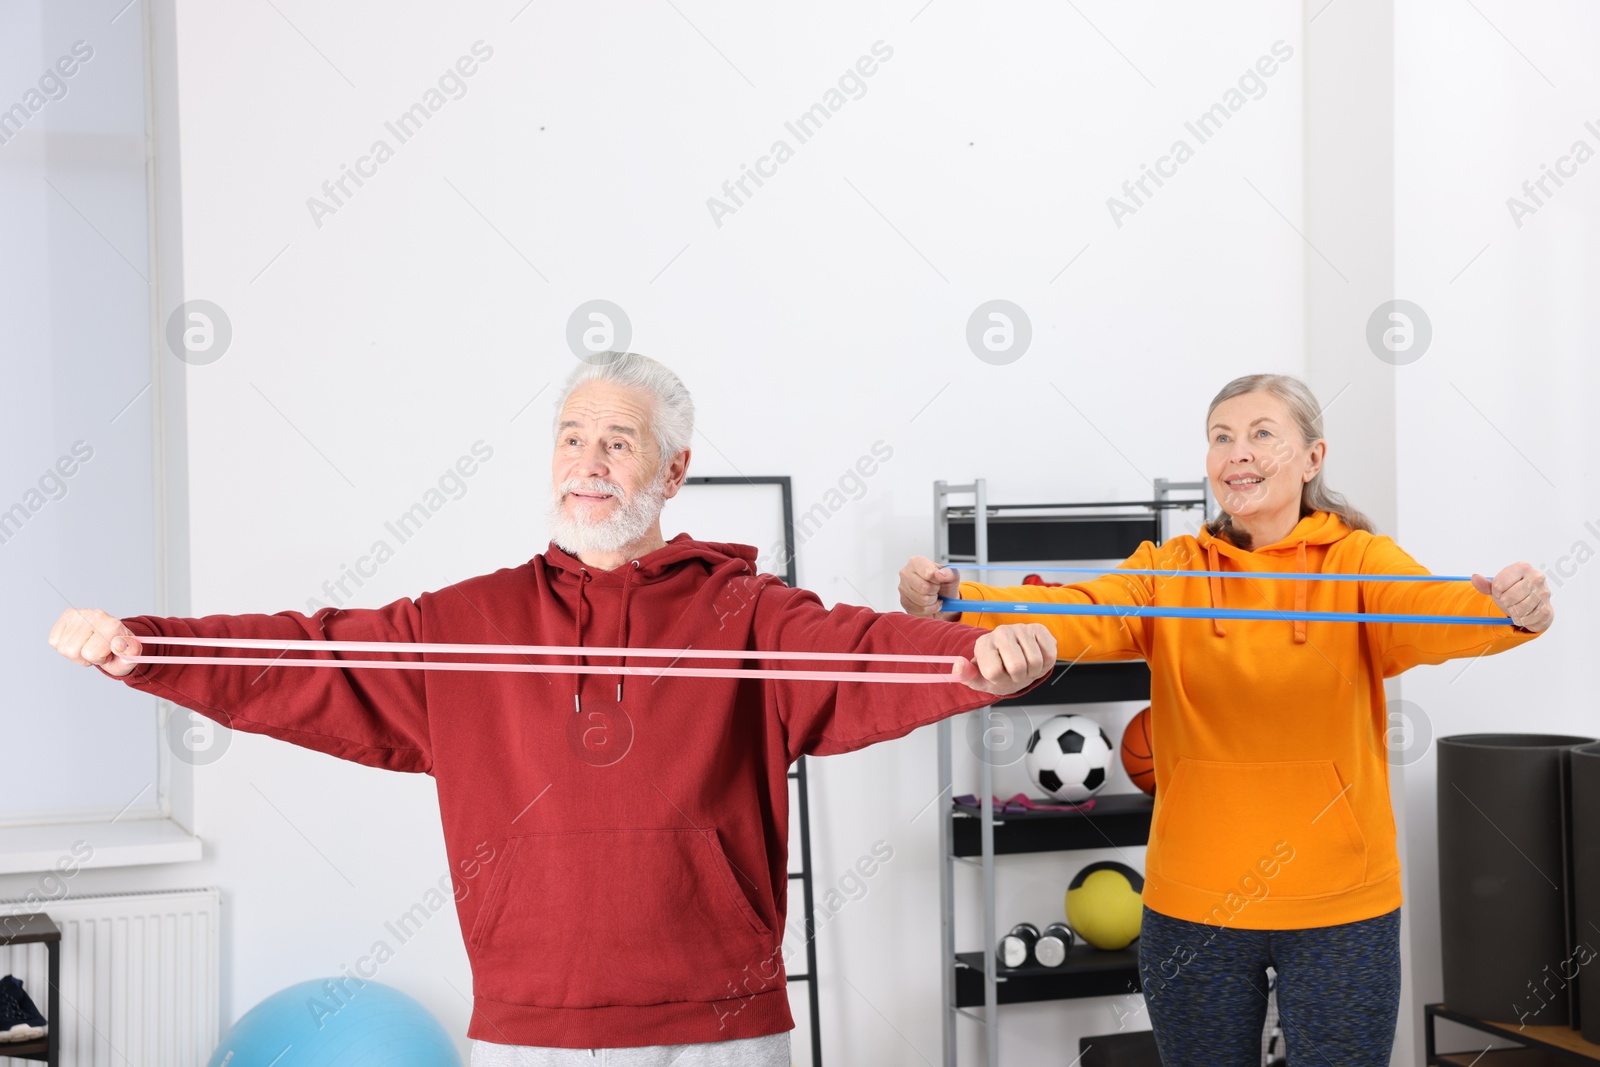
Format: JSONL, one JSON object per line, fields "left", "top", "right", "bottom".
{"left": 468, "top": 828, "right": 779, "bottom": 1008}
{"left": 1150, "top": 758, "right": 1369, "bottom": 900}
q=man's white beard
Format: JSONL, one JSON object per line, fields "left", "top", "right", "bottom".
{"left": 547, "top": 471, "right": 668, "bottom": 557}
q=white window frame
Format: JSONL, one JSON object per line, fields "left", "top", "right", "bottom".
{"left": 0, "top": 0, "right": 199, "bottom": 874}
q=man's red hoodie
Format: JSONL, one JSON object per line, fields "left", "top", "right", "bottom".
{"left": 109, "top": 535, "right": 1022, "bottom": 1048}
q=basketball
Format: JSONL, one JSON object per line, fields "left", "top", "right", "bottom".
{"left": 1121, "top": 706, "right": 1155, "bottom": 796}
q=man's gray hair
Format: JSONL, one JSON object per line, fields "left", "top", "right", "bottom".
{"left": 553, "top": 352, "right": 695, "bottom": 460}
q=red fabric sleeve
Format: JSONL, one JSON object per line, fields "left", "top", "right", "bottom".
{"left": 750, "top": 581, "right": 1050, "bottom": 762}
{"left": 107, "top": 600, "right": 432, "bottom": 773}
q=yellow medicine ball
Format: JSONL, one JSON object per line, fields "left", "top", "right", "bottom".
{"left": 1064, "top": 861, "right": 1145, "bottom": 950}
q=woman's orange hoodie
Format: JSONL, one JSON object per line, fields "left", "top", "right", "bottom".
{"left": 957, "top": 511, "right": 1542, "bottom": 930}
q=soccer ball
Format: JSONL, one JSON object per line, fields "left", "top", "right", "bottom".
{"left": 1025, "top": 715, "right": 1115, "bottom": 802}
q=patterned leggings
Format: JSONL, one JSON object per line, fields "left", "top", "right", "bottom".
{"left": 1137, "top": 905, "right": 1402, "bottom": 1066}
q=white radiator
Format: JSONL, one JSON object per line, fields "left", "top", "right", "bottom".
{"left": 0, "top": 888, "right": 220, "bottom": 1067}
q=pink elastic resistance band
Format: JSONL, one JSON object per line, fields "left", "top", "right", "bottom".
{"left": 125, "top": 635, "right": 970, "bottom": 685}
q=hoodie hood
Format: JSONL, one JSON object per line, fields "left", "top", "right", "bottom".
{"left": 1195, "top": 510, "right": 1352, "bottom": 642}
{"left": 540, "top": 533, "right": 760, "bottom": 711}
{"left": 540, "top": 532, "right": 759, "bottom": 583}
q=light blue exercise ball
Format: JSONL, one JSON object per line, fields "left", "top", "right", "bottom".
{"left": 207, "top": 978, "right": 461, "bottom": 1067}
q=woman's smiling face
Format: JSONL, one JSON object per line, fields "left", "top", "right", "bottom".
{"left": 1206, "top": 390, "right": 1324, "bottom": 531}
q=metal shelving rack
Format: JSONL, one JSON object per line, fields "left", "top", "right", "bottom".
{"left": 933, "top": 476, "right": 1213, "bottom": 1067}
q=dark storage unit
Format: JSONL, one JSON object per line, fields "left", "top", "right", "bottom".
{"left": 1078, "top": 1029, "right": 1165, "bottom": 1067}
{"left": 954, "top": 947, "right": 1143, "bottom": 1007}
{"left": 0, "top": 912, "right": 60, "bottom": 1066}
{"left": 993, "top": 661, "right": 1152, "bottom": 708}
{"left": 945, "top": 513, "right": 1161, "bottom": 565}
{"left": 951, "top": 792, "right": 1154, "bottom": 858}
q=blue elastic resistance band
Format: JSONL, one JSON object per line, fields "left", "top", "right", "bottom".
{"left": 953, "top": 566, "right": 1476, "bottom": 583}
{"left": 938, "top": 600, "right": 1514, "bottom": 626}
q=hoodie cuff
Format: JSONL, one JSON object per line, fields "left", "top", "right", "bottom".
{"left": 94, "top": 617, "right": 157, "bottom": 683}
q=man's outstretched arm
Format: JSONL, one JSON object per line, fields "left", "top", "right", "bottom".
{"left": 746, "top": 580, "right": 1057, "bottom": 761}
{"left": 49, "top": 602, "right": 433, "bottom": 773}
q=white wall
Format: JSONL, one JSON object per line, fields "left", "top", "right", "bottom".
{"left": 1392, "top": 2, "right": 1600, "bottom": 1064}
{"left": 1300, "top": 0, "right": 1406, "bottom": 1055}
{"left": 45, "top": 1, "right": 1591, "bottom": 1063}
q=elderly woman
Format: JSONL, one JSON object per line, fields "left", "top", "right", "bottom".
{"left": 898, "top": 373, "right": 1552, "bottom": 1067}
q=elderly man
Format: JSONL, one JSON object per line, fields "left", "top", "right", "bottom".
{"left": 48, "top": 352, "right": 1056, "bottom": 1066}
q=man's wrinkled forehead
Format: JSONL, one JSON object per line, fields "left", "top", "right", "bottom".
{"left": 558, "top": 416, "right": 641, "bottom": 439}
{"left": 556, "top": 385, "right": 655, "bottom": 443}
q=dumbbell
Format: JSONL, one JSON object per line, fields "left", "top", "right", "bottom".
{"left": 996, "top": 923, "right": 1040, "bottom": 968}
{"left": 1035, "top": 922, "right": 1075, "bottom": 967}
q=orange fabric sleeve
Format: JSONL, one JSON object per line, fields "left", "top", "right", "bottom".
{"left": 954, "top": 540, "right": 1164, "bottom": 663}
{"left": 1358, "top": 535, "right": 1543, "bottom": 677}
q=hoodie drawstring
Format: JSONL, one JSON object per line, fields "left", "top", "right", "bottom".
{"left": 573, "top": 569, "right": 591, "bottom": 713}
{"left": 572, "top": 562, "right": 641, "bottom": 712}
{"left": 1206, "top": 537, "right": 1311, "bottom": 642}
{"left": 1206, "top": 543, "right": 1227, "bottom": 638}
{"left": 1293, "top": 540, "right": 1308, "bottom": 644}
{"left": 616, "top": 560, "right": 640, "bottom": 704}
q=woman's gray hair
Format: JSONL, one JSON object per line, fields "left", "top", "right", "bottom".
{"left": 553, "top": 352, "right": 695, "bottom": 461}
{"left": 1203, "top": 373, "right": 1375, "bottom": 545}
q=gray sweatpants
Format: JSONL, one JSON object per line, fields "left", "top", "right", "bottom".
{"left": 470, "top": 1032, "right": 791, "bottom": 1067}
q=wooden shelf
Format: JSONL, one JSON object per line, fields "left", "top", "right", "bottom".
{"left": 954, "top": 947, "right": 1140, "bottom": 1007}
{"left": 952, "top": 792, "right": 1153, "bottom": 857}
{"left": 1428, "top": 1004, "right": 1600, "bottom": 1065}
{"left": 1437, "top": 1053, "right": 1572, "bottom": 1067}
{"left": 0, "top": 1036, "right": 50, "bottom": 1060}
{"left": 1474, "top": 1020, "right": 1600, "bottom": 1059}
{"left": 0, "top": 914, "right": 59, "bottom": 948}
